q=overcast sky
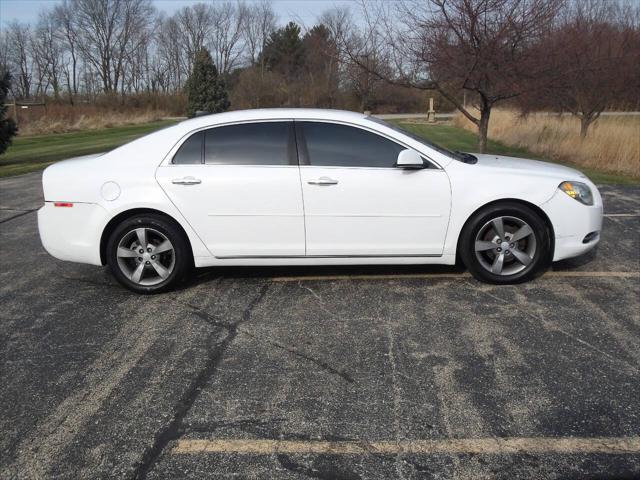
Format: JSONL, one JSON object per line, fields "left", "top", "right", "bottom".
{"left": 0, "top": 0, "right": 356, "bottom": 28}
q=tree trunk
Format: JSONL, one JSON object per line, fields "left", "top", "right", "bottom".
{"left": 580, "top": 115, "right": 593, "bottom": 139}
{"left": 477, "top": 107, "right": 491, "bottom": 153}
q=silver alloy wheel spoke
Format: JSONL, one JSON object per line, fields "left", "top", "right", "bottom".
{"left": 117, "top": 247, "right": 138, "bottom": 258}
{"left": 117, "top": 227, "right": 175, "bottom": 286}
{"left": 131, "top": 263, "right": 145, "bottom": 283}
{"left": 511, "top": 224, "right": 533, "bottom": 242}
{"left": 491, "top": 253, "right": 505, "bottom": 274}
{"left": 154, "top": 240, "right": 173, "bottom": 254}
{"left": 474, "top": 215, "right": 537, "bottom": 277}
{"left": 135, "top": 228, "right": 148, "bottom": 249}
{"left": 492, "top": 218, "right": 506, "bottom": 242}
{"left": 511, "top": 248, "right": 532, "bottom": 266}
{"left": 475, "top": 240, "right": 497, "bottom": 252}
{"left": 151, "top": 260, "right": 170, "bottom": 279}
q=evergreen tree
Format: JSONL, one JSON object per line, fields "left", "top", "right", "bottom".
{"left": 0, "top": 71, "right": 18, "bottom": 156}
{"left": 261, "top": 22, "right": 304, "bottom": 81}
{"left": 184, "top": 48, "right": 230, "bottom": 117}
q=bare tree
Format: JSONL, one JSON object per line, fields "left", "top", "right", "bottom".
{"left": 153, "top": 14, "right": 183, "bottom": 92}
{"left": 241, "top": 0, "right": 277, "bottom": 68}
{"left": 70, "top": 0, "right": 155, "bottom": 94}
{"left": 349, "top": 0, "right": 561, "bottom": 152}
{"left": 0, "top": 34, "right": 9, "bottom": 76}
{"left": 210, "top": 2, "right": 245, "bottom": 76}
{"left": 175, "top": 3, "right": 215, "bottom": 76}
{"left": 53, "top": 1, "right": 81, "bottom": 100}
{"left": 32, "top": 12, "right": 64, "bottom": 100}
{"left": 531, "top": 0, "right": 640, "bottom": 137}
{"left": 5, "top": 22, "right": 32, "bottom": 99}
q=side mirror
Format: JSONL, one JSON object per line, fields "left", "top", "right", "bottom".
{"left": 395, "top": 149, "right": 425, "bottom": 169}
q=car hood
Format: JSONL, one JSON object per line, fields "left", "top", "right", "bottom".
{"left": 470, "top": 154, "right": 587, "bottom": 180}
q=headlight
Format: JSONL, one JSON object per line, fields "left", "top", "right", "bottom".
{"left": 559, "top": 181, "right": 593, "bottom": 206}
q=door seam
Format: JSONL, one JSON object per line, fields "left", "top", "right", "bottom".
{"left": 293, "top": 120, "right": 308, "bottom": 256}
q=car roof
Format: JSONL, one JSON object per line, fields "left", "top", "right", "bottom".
{"left": 175, "top": 108, "right": 368, "bottom": 132}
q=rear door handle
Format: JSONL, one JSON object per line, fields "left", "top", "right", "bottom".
{"left": 307, "top": 176, "right": 338, "bottom": 186}
{"left": 172, "top": 176, "right": 201, "bottom": 185}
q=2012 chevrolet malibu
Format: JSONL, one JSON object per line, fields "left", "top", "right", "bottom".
{"left": 38, "top": 109, "right": 603, "bottom": 293}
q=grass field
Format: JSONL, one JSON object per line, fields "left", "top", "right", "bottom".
{"left": 395, "top": 121, "right": 637, "bottom": 185}
{"left": 451, "top": 110, "right": 640, "bottom": 183}
{"left": 0, "top": 120, "right": 177, "bottom": 177}
{"left": 0, "top": 118, "right": 636, "bottom": 184}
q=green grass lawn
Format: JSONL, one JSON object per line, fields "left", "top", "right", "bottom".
{"left": 0, "top": 118, "right": 635, "bottom": 184}
{"left": 0, "top": 120, "right": 177, "bottom": 177}
{"left": 394, "top": 121, "right": 637, "bottom": 185}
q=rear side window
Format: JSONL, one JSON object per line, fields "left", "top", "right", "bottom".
{"left": 172, "top": 131, "right": 203, "bottom": 164}
{"left": 204, "top": 122, "right": 293, "bottom": 165}
{"left": 299, "top": 121, "right": 405, "bottom": 168}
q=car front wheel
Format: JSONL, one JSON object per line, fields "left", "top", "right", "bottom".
{"left": 460, "top": 202, "right": 551, "bottom": 284}
{"left": 106, "top": 214, "right": 191, "bottom": 293}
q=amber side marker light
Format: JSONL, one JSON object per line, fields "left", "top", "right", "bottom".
{"left": 53, "top": 202, "right": 73, "bottom": 207}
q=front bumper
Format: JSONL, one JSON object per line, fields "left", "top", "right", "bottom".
{"left": 540, "top": 189, "right": 603, "bottom": 262}
{"left": 38, "top": 202, "right": 108, "bottom": 266}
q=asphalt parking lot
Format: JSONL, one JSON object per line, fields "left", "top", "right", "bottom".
{"left": 1, "top": 172, "right": 639, "bottom": 480}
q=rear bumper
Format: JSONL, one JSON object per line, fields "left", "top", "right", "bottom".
{"left": 38, "top": 202, "right": 107, "bottom": 266}
{"left": 540, "top": 190, "right": 603, "bottom": 262}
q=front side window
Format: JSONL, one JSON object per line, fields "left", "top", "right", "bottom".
{"left": 204, "top": 121, "right": 292, "bottom": 165}
{"left": 299, "top": 121, "right": 405, "bottom": 168}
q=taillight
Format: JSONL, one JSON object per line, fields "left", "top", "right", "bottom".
{"left": 54, "top": 202, "right": 73, "bottom": 207}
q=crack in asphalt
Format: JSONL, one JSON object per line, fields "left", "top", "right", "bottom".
{"left": 265, "top": 335, "right": 355, "bottom": 383}
{"left": 131, "top": 282, "right": 270, "bottom": 480}
{"left": 189, "top": 303, "right": 354, "bottom": 384}
{"left": 0, "top": 208, "right": 37, "bottom": 224}
{"left": 277, "top": 454, "right": 363, "bottom": 480}
{"left": 186, "top": 417, "right": 288, "bottom": 433}
{"left": 469, "top": 281, "right": 640, "bottom": 374}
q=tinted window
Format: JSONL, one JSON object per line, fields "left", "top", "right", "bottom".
{"left": 172, "top": 131, "right": 203, "bottom": 164}
{"left": 204, "top": 122, "right": 291, "bottom": 165}
{"left": 300, "top": 122, "right": 405, "bottom": 168}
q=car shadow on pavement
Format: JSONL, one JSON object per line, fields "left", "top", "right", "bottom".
{"left": 180, "top": 263, "right": 469, "bottom": 288}
{"left": 174, "top": 247, "right": 605, "bottom": 292}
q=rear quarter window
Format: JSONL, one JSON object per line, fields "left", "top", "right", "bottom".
{"left": 172, "top": 131, "right": 203, "bottom": 164}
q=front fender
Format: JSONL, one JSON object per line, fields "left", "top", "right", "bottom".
{"left": 442, "top": 162, "right": 560, "bottom": 256}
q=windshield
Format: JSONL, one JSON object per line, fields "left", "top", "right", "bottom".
{"left": 369, "top": 117, "right": 470, "bottom": 162}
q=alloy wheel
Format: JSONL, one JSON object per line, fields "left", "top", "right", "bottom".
{"left": 474, "top": 216, "right": 537, "bottom": 276}
{"left": 116, "top": 228, "right": 175, "bottom": 286}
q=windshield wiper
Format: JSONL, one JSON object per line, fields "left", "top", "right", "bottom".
{"left": 455, "top": 151, "right": 478, "bottom": 164}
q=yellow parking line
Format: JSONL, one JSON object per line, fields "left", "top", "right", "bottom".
{"left": 271, "top": 271, "right": 639, "bottom": 282}
{"left": 546, "top": 271, "right": 639, "bottom": 278}
{"left": 173, "top": 437, "right": 640, "bottom": 455}
{"left": 271, "top": 273, "right": 470, "bottom": 282}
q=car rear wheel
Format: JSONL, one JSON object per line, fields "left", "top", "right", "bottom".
{"left": 106, "top": 214, "right": 191, "bottom": 293}
{"left": 460, "top": 202, "right": 551, "bottom": 284}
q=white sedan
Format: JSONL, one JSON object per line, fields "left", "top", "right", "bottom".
{"left": 38, "top": 109, "right": 603, "bottom": 293}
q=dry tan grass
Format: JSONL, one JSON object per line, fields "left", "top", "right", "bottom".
{"left": 17, "top": 108, "right": 171, "bottom": 136}
{"left": 454, "top": 109, "right": 640, "bottom": 178}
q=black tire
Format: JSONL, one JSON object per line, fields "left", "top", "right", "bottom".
{"left": 459, "top": 202, "right": 552, "bottom": 284}
{"left": 106, "top": 214, "right": 191, "bottom": 294}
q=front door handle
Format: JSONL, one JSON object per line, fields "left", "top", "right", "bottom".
{"left": 172, "top": 176, "right": 202, "bottom": 185}
{"left": 307, "top": 176, "right": 338, "bottom": 186}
